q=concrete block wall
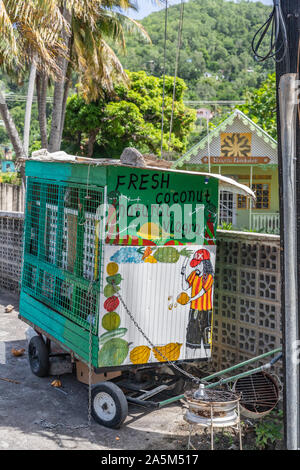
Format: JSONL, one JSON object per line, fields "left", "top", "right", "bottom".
{"left": 212, "top": 229, "right": 282, "bottom": 378}
{"left": 0, "top": 184, "right": 24, "bottom": 212}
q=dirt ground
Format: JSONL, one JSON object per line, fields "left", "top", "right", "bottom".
{"left": 0, "top": 290, "right": 282, "bottom": 451}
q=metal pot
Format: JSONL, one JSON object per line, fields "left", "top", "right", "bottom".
{"left": 184, "top": 388, "right": 241, "bottom": 428}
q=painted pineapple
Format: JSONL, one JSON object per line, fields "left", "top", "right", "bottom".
{"left": 152, "top": 342, "right": 182, "bottom": 362}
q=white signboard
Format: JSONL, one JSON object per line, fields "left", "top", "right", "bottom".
{"left": 98, "top": 244, "right": 216, "bottom": 368}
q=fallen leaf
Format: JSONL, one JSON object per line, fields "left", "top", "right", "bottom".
{"left": 51, "top": 379, "right": 62, "bottom": 388}
{"left": 0, "top": 377, "right": 20, "bottom": 384}
{"left": 11, "top": 348, "right": 25, "bottom": 357}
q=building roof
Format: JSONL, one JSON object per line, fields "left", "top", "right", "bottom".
{"left": 173, "top": 109, "right": 277, "bottom": 168}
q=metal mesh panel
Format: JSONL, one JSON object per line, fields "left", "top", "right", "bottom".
{"left": 22, "top": 178, "right": 103, "bottom": 334}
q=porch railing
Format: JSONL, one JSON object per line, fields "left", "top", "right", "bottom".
{"left": 251, "top": 212, "right": 280, "bottom": 234}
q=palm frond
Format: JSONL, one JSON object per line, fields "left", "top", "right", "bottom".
{"left": 77, "top": 37, "right": 129, "bottom": 102}
{"left": 0, "top": 0, "right": 69, "bottom": 77}
{"left": 97, "top": 10, "right": 151, "bottom": 50}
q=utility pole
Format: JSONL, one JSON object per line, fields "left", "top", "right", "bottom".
{"left": 276, "top": 0, "right": 300, "bottom": 450}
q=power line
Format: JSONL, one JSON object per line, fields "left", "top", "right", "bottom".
{"left": 184, "top": 100, "right": 246, "bottom": 106}
{"left": 168, "top": 0, "right": 185, "bottom": 151}
{"left": 160, "top": 0, "right": 168, "bottom": 158}
{"left": 2, "top": 94, "right": 53, "bottom": 103}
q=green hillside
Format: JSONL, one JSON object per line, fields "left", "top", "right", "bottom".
{"left": 117, "top": 0, "right": 275, "bottom": 100}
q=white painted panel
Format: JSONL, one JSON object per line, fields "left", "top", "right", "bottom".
{"left": 98, "top": 245, "right": 216, "bottom": 367}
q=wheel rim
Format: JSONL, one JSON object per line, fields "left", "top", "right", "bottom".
{"left": 93, "top": 392, "right": 117, "bottom": 422}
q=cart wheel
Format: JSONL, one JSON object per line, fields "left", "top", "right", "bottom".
{"left": 28, "top": 336, "right": 49, "bottom": 377}
{"left": 91, "top": 381, "right": 128, "bottom": 429}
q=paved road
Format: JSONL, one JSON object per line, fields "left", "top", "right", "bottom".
{"left": 0, "top": 290, "right": 189, "bottom": 450}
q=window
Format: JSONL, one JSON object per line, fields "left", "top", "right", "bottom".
{"left": 236, "top": 181, "right": 271, "bottom": 210}
{"left": 252, "top": 183, "right": 270, "bottom": 209}
{"left": 219, "top": 191, "right": 236, "bottom": 224}
{"left": 237, "top": 194, "right": 248, "bottom": 209}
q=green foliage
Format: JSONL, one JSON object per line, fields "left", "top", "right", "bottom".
{"left": 239, "top": 73, "right": 276, "bottom": 139}
{"left": 0, "top": 95, "right": 51, "bottom": 154}
{"left": 218, "top": 222, "right": 232, "bottom": 231}
{"left": 254, "top": 410, "right": 283, "bottom": 450}
{"left": 0, "top": 172, "right": 21, "bottom": 185}
{"left": 62, "top": 70, "right": 196, "bottom": 158}
{"left": 115, "top": 0, "right": 274, "bottom": 100}
{"left": 187, "top": 72, "right": 276, "bottom": 150}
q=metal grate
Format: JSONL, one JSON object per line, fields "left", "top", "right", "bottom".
{"left": 22, "top": 178, "right": 103, "bottom": 334}
{"left": 234, "top": 371, "right": 279, "bottom": 413}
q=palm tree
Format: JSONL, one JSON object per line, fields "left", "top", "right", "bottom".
{"left": 0, "top": 0, "right": 151, "bottom": 157}
{"left": 23, "top": 63, "right": 37, "bottom": 156}
{"left": 46, "top": 1, "right": 150, "bottom": 152}
{"left": 0, "top": 0, "right": 68, "bottom": 158}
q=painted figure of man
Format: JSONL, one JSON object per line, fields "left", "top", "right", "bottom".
{"left": 181, "top": 249, "right": 214, "bottom": 352}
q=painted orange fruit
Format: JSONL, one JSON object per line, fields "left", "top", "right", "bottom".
{"left": 177, "top": 292, "right": 190, "bottom": 305}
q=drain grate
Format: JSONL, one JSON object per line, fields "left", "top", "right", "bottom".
{"left": 234, "top": 371, "right": 279, "bottom": 414}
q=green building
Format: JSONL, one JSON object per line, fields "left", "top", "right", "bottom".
{"left": 174, "top": 110, "right": 279, "bottom": 234}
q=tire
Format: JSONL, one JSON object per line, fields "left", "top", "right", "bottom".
{"left": 28, "top": 335, "right": 49, "bottom": 377}
{"left": 91, "top": 381, "right": 128, "bottom": 429}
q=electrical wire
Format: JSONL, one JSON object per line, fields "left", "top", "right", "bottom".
{"left": 160, "top": 0, "right": 168, "bottom": 159}
{"left": 251, "top": 0, "right": 289, "bottom": 70}
{"left": 168, "top": 0, "right": 185, "bottom": 153}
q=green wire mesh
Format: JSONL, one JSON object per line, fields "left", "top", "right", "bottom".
{"left": 22, "top": 178, "right": 103, "bottom": 334}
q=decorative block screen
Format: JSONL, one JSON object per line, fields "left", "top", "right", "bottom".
{"left": 212, "top": 231, "right": 282, "bottom": 380}
{"left": 0, "top": 212, "right": 24, "bottom": 291}
{"left": 22, "top": 179, "right": 103, "bottom": 334}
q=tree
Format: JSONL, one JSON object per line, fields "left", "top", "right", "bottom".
{"left": 62, "top": 70, "right": 196, "bottom": 158}
{"left": 0, "top": 0, "right": 67, "bottom": 158}
{"left": 239, "top": 73, "right": 276, "bottom": 139}
{"left": 0, "top": 1, "right": 150, "bottom": 158}
{"left": 117, "top": 0, "right": 275, "bottom": 100}
{"left": 45, "top": 1, "right": 150, "bottom": 153}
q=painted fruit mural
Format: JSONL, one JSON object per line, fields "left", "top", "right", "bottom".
{"left": 102, "top": 312, "right": 121, "bottom": 331}
{"left": 99, "top": 243, "right": 216, "bottom": 367}
{"left": 103, "top": 295, "right": 119, "bottom": 312}
{"left": 152, "top": 343, "right": 183, "bottom": 362}
{"left": 98, "top": 263, "right": 130, "bottom": 367}
{"left": 98, "top": 338, "right": 129, "bottom": 367}
{"left": 97, "top": 168, "right": 219, "bottom": 367}
{"left": 130, "top": 345, "right": 151, "bottom": 365}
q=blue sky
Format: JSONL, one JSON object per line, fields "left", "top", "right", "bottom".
{"left": 127, "top": 0, "right": 273, "bottom": 20}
